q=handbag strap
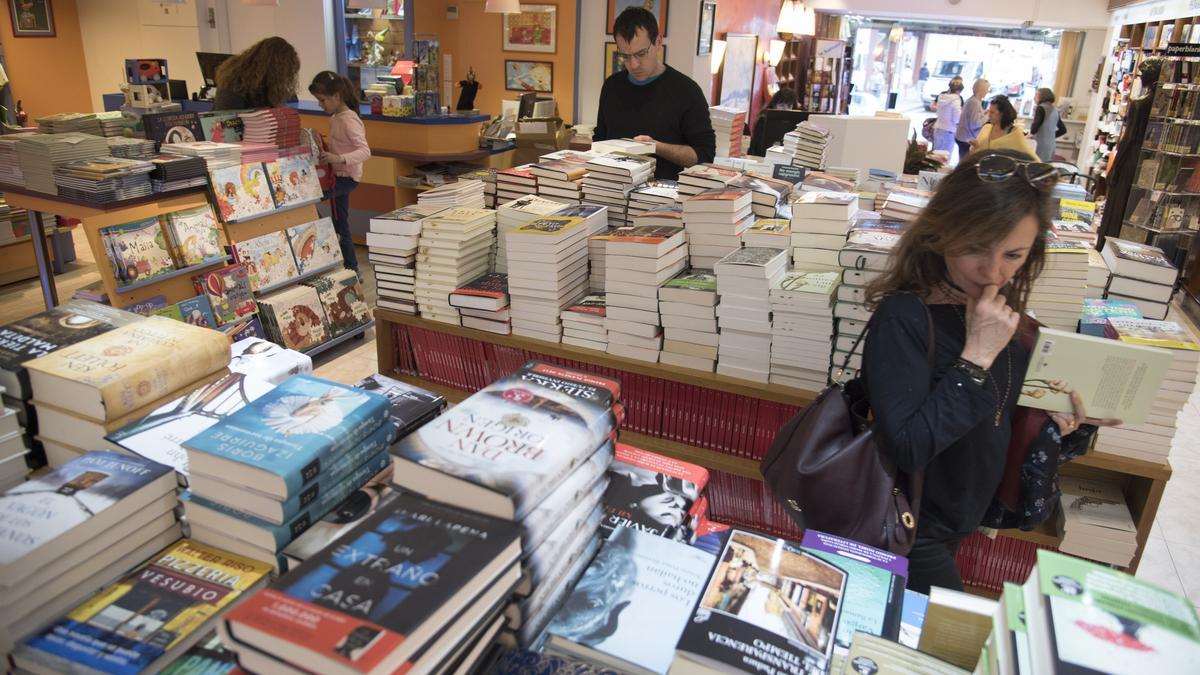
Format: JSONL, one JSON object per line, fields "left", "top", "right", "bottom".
{"left": 836, "top": 295, "right": 937, "bottom": 378}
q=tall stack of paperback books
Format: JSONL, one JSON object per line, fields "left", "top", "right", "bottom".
{"left": 368, "top": 204, "right": 446, "bottom": 314}
{"left": 714, "top": 247, "right": 789, "bottom": 382}
{"left": 495, "top": 164, "right": 538, "bottom": 203}
{"left": 0, "top": 451, "right": 179, "bottom": 657}
{"left": 628, "top": 179, "right": 680, "bottom": 219}
{"left": 729, "top": 173, "right": 794, "bottom": 218}
{"left": 415, "top": 207, "right": 496, "bottom": 324}
{"left": 1057, "top": 475, "right": 1138, "bottom": 568}
{"left": 659, "top": 270, "right": 720, "bottom": 371}
{"left": 789, "top": 191, "right": 858, "bottom": 270}
{"left": 14, "top": 133, "right": 110, "bottom": 194}
{"left": 676, "top": 163, "right": 741, "bottom": 199}
{"left": 1100, "top": 238, "right": 1179, "bottom": 320}
{"left": 880, "top": 188, "right": 930, "bottom": 223}
{"left": 770, "top": 269, "right": 840, "bottom": 390}
{"left": 417, "top": 179, "right": 486, "bottom": 209}
{"left": 450, "top": 272, "right": 512, "bottom": 335}
{"left": 1086, "top": 248, "right": 1110, "bottom": 298}
{"left": 832, "top": 220, "right": 903, "bottom": 380}
{"left": 1028, "top": 239, "right": 1090, "bottom": 331}
{"left": 160, "top": 141, "right": 241, "bottom": 170}
{"left": 683, "top": 187, "right": 753, "bottom": 268}
{"left": 496, "top": 195, "right": 567, "bottom": 274}
{"left": 459, "top": 166, "right": 498, "bottom": 208}
{"left": 783, "top": 120, "right": 830, "bottom": 170}
{"left": 0, "top": 399, "right": 21, "bottom": 491}
{"left": 506, "top": 209, "right": 602, "bottom": 341}
{"left": 598, "top": 219, "right": 688, "bottom": 363}
{"left": 560, "top": 294, "right": 608, "bottom": 350}
{"left": 709, "top": 106, "right": 746, "bottom": 158}
{"left": 582, "top": 153, "right": 655, "bottom": 227}
{"left": 389, "top": 361, "right": 622, "bottom": 648}
{"left": 532, "top": 153, "right": 590, "bottom": 205}
{"left": 180, "top": 375, "right": 397, "bottom": 569}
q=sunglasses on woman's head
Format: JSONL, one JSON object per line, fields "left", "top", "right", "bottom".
{"left": 975, "top": 153, "right": 1058, "bottom": 187}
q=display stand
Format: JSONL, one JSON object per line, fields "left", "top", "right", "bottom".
{"left": 374, "top": 308, "right": 1172, "bottom": 593}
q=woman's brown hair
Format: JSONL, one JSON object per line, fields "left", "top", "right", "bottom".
{"left": 864, "top": 149, "right": 1054, "bottom": 317}
{"left": 216, "top": 37, "right": 300, "bottom": 108}
{"left": 308, "top": 70, "right": 361, "bottom": 111}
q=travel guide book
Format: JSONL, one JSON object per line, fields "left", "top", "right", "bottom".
{"left": 390, "top": 361, "right": 620, "bottom": 521}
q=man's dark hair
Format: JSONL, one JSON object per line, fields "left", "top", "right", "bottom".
{"left": 613, "top": 6, "right": 659, "bottom": 45}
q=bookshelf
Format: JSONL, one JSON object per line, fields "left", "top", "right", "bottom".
{"left": 773, "top": 37, "right": 850, "bottom": 115}
{"left": 374, "top": 309, "right": 1172, "bottom": 588}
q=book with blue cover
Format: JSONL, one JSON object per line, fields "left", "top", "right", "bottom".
{"left": 177, "top": 294, "right": 219, "bottom": 328}
{"left": 184, "top": 374, "right": 390, "bottom": 499}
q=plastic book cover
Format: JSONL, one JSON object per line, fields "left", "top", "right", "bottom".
{"left": 545, "top": 527, "right": 716, "bottom": 674}
{"left": 210, "top": 163, "right": 277, "bottom": 223}
{"left": 108, "top": 371, "right": 274, "bottom": 477}
{"left": 0, "top": 451, "right": 173, "bottom": 567}
{"left": 101, "top": 218, "right": 177, "bottom": 284}
{"left": 600, "top": 443, "right": 708, "bottom": 542}
{"left": 258, "top": 285, "right": 329, "bottom": 351}
{"left": 270, "top": 157, "right": 324, "bottom": 206}
{"left": 305, "top": 269, "right": 370, "bottom": 338}
{"left": 662, "top": 270, "right": 717, "bottom": 292}
{"left": 223, "top": 493, "right": 519, "bottom": 673}
{"left": 1108, "top": 239, "right": 1174, "bottom": 269}
{"left": 229, "top": 337, "right": 312, "bottom": 385}
{"left": 353, "top": 373, "right": 446, "bottom": 436}
{"left": 232, "top": 231, "right": 300, "bottom": 292}
{"left": 16, "top": 540, "right": 271, "bottom": 675}
{"left": 163, "top": 205, "right": 223, "bottom": 266}
{"left": 176, "top": 295, "right": 218, "bottom": 328}
{"left": 391, "top": 361, "right": 619, "bottom": 520}
{"left": 674, "top": 529, "right": 848, "bottom": 674}
{"left": 285, "top": 217, "right": 343, "bottom": 275}
{"left": 633, "top": 205, "right": 684, "bottom": 222}
{"left": 795, "top": 190, "right": 857, "bottom": 206}
{"left": 194, "top": 264, "right": 257, "bottom": 326}
{"left": 184, "top": 374, "right": 391, "bottom": 496}
{"left": 0, "top": 301, "right": 138, "bottom": 397}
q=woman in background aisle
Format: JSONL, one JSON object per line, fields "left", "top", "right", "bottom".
{"left": 213, "top": 37, "right": 300, "bottom": 110}
{"left": 931, "top": 77, "right": 964, "bottom": 155}
{"left": 1030, "top": 88, "right": 1066, "bottom": 162}
{"left": 954, "top": 79, "right": 989, "bottom": 161}
{"left": 309, "top": 72, "right": 371, "bottom": 272}
{"left": 970, "top": 96, "right": 1037, "bottom": 159}
{"left": 861, "top": 150, "right": 1117, "bottom": 593}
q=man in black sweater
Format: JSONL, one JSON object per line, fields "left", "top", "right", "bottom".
{"left": 594, "top": 7, "right": 716, "bottom": 181}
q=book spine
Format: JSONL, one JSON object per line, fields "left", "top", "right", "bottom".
{"left": 269, "top": 448, "right": 393, "bottom": 549}
{"left": 282, "top": 408, "right": 396, "bottom": 496}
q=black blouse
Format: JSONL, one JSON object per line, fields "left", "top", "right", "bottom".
{"left": 862, "top": 293, "right": 1028, "bottom": 540}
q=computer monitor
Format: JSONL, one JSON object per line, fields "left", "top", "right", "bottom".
{"left": 760, "top": 109, "right": 824, "bottom": 151}
{"left": 196, "top": 52, "right": 233, "bottom": 87}
{"left": 517, "top": 92, "right": 554, "bottom": 119}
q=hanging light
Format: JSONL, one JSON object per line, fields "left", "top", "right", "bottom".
{"left": 484, "top": 0, "right": 521, "bottom": 13}
{"left": 711, "top": 39, "right": 727, "bottom": 75}
{"left": 888, "top": 24, "right": 904, "bottom": 43}
{"left": 768, "top": 39, "right": 786, "bottom": 67}
{"left": 777, "top": 1, "right": 801, "bottom": 35}
{"left": 798, "top": 6, "right": 817, "bottom": 36}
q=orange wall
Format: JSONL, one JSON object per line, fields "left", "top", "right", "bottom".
{"left": 416, "top": 1, "right": 577, "bottom": 123}
{"left": 0, "top": 0, "right": 93, "bottom": 118}
{"left": 712, "top": 0, "right": 780, "bottom": 125}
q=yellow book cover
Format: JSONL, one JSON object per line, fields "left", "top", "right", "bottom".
{"left": 1019, "top": 327, "right": 1175, "bottom": 423}
{"left": 1106, "top": 318, "right": 1200, "bottom": 351}
{"left": 24, "top": 316, "right": 230, "bottom": 422}
{"left": 14, "top": 539, "right": 271, "bottom": 673}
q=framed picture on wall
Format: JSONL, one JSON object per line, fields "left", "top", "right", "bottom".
{"left": 505, "top": 60, "right": 553, "bottom": 92}
{"left": 697, "top": 2, "right": 716, "bottom": 56}
{"left": 8, "top": 0, "right": 54, "bottom": 37}
{"left": 604, "top": 42, "right": 666, "bottom": 80}
{"left": 607, "top": 0, "right": 668, "bottom": 37}
{"left": 718, "top": 33, "right": 758, "bottom": 117}
{"left": 502, "top": 4, "right": 557, "bottom": 53}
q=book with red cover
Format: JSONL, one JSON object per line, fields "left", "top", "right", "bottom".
{"left": 682, "top": 187, "right": 752, "bottom": 213}
{"left": 449, "top": 272, "right": 509, "bottom": 311}
{"left": 563, "top": 294, "right": 607, "bottom": 317}
{"left": 600, "top": 442, "right": 709, "bottom": 543}
{"left": 221, "top": 492, "right": 520, "bottom": 675}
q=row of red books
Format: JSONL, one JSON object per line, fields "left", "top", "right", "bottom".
{"left": 955, "top": 531, "right": 1056, "bottom": 593}
{"left": 705, "top": 470, "right": 805, "bottom": 540}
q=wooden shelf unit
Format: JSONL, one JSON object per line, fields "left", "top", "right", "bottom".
{"left": 374, "top": 309, "right": 1172, "bottom": 580}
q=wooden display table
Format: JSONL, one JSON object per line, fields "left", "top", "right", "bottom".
{"left": 374, "top": 308, "right": 1172, "bottom": 589}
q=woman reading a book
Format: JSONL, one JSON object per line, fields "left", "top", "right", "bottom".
{"left": 213, "top": 37, "right": 300, "bottom": 110}
{"left": 861, "top": 150, "right": 1120, "bottom": 593}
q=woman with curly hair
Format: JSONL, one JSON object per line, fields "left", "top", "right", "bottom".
{"left": 214, "top": 37, "right": 301, "bottom": 110}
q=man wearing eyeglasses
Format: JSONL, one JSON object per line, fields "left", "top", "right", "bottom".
{"left": 594, "top": 7, "right": 715, "bottom": 181}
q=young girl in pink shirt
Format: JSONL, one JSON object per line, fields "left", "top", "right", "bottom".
{"left": 309, "top": 71, "right": 370, "bottom": 271}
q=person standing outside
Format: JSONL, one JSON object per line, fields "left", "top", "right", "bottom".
{"left": 955, "top": 79, "right": 989, "bottom": 161}
{"left": 931, "top": 77, "right": 964, "bottom": 155}
{"left": 594, "top": 7, "right": 715, "bottom": 180}
{"left": 309, "top": 71, "right": 371, "bottom": 272}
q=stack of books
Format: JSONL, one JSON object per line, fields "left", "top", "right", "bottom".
{"left": 770, "top": 269, "right": 840, "bottom": 390}
{"left": 1028, "top": 239, "right": 1091, "bottom": 331}
{"left": 506, "top": 209, "right": 603, "bottom": 342}
{"left": 659, "top": 270, "right": 720, "bottom": 372}
{"left": 1101, "top": 238, "right": 1179, "bottom": 320}
{"left": 181, "top": 374, "right": 397, "bottom": 569}
{"left": 496, "top": 164, "right": 538, "bottom": 203}
{"left": 710, "top": 106, "right": 746, "bottom": 158}
{"left": 0, "top": 135, "right": 29, "bottom": 185}
{"left": 417, "top": 178, "right": 487, "bottom": 209}
{"left": 0, "top": 451, "right": 179, "bottom": 658}
{"left": 1086, "top": 247, "right": 1110, "bottom": 299}
{"left": 714, "top": 247, "right": 789, "bottom": 382}
{"left": 148, "top": 153, "right": 209, "bottom": 191}
{"left": 238, "top": 107, "right": 301, "bottom": 148}
{"left": 598, "top": 220, "right": 688, "bottom": 363}
{"left": 450, "top": 272, "right": 512, "bottom": 334}
{"left": 677, "top": 163, "right": 741, "bottom": 199}
{"left": 801, "top": 170, "right": 859, "bottom": 195}
{"left": 496, "top": 195, "right": 569, "bottom": 274}
{"left": 1079, "top": 298, "right": 1142, "bottom": 337}
{"left": 106, "top": 136, "right": 157, "bottom": 160}
{"left": 790, "top": 190, "right": 857, "bottom": 270}
{"left": 628, "top": 178, "right": 679, "bottom": 219}
{"left": 14, "top": 133, "right": 110, "bottom": 194}
{"left": 880, "top": 188, "right": 931, "bottom": 223}
{"left": 0, "top": 398, "right": 22, "bottom": 491}
{"left": 237, "top": 141, "right": 279, "bottom": 164}
{"left": 583, "top": 153, "right": 655, "bottom": 227}
{"left": 832, "top": 220, "right": 903, "bottom": 380}
{"left": 389, "top": 361, "right": 621, "bottom": 648}
{"left": 459, "top": 167, "right": 498, "bottom": 208}
{"left": 1052, "top": 218, "right": 1098, "bottom": 246}
{"left": 22, "top": 317, "right": 229, "bottom": 467}
{"left": 683, "top": 186, "right": 754, "bottom": 268}
{"left": 560, "top": 294, "right": 608, "bottom": 350}
{"left": 93, "top": 110, "right": 125, "bottom": 136}
{"left": 744, "top": 217, "right": 791, "bottom": 248}
{"left": 416, "top": 207, "right": 496, "bottom": 324}
{"left": 53, "top": 157, "right": 155, "bottom": 203}
{"left": 160, "top": 141, "right": 242, "bottom": 170}
{"left": 587, "top": 226, "right": 611, "bottom": 292}
{"left": 783, "top": 120, "right": 830, "bottom": 170}
{"left": 1094, "top": 318, "right": 1199, "bottom": 463}
{"left": 1058, "top": 475, "right": 1138, "bottom": 567}
{"left": 368, "top": 204, "right": 446, "bottom": 315}
{"left": 590, "top": 138, "right": 655, "bottom": 155}
{"left": 729, "top": 172, "right": 794, "bottom": 218}
{"left": 34, "top": 112, "right": 101, "bottom": 135}
{"left": 532, "top": 153, "right": 591, "bottom": 205}
{"left": 825, "top": 166, "right": 861, "bottom": 188}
